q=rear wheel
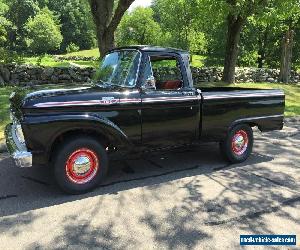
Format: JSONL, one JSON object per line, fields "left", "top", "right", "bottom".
{"left": 220, "top": 124, "right": 253, "bottom": 163}
{"left": 53, "top": 136, "right": 108, "bottom": 194}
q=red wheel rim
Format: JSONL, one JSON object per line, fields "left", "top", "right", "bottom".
{"left": 65, "top": 148, "right": 99, "bottom": 184}
{"left": 231, "top": 130, "right": 248, "bottom": 156}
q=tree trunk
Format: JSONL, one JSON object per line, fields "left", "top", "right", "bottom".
{"left": 96, "top": 30, "right": 115, "bottom": 59}
{"left": 222, "top": 14, "right": 245, "bottom": 84}
{"left": 279, "top": 28, "right": 294, "bottom": 83}
{"left": 89, "top": 0, "right": 134, "bottom": 58}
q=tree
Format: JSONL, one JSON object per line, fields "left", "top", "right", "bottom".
{"left": 188, "top": 30, "right": 207, "bottom": 56}
{"left": 47, "top": 0, "right": 96, "bottom": 52}
{"left": 0, "top": 0, "right": 9, "bottom": 46}
{"left": 279, "top": 28, "right": 295, "bottom": 82}
{"left": 89, "top": 0, "right": 135, "bottom": 58}
{"left": 293, "top": 24, "right": 300, "bottom": 71}
{"left": 4, "top": 0, "right": 40, "bottom": 51}
{"left": 275, "top": 0, "right": 300, "bottom": 82}
{"left": 0, "top": 0, "right": 24, "bottom": 64}
{"left": 196, "top": 0, "right": 227, "bottom": 67}
{"left": 116, "top": 7, "right": 162, "bottom": 46}
{"left": 25, "top": 8, "right": 63, "bottom": 54}
{"left": 152, "top": 0, "right": 207, "bottom": 52}
{"left": 36, "top": 0, "right": 49, "bottom": 8}
{"left": 0, "top": 20, "right": 7, "bottom": 48}
{"left": 237, "top": 16, "right": 274, "bottom": 68}
{"left": 242, "top": 0, "right": 300, "bottom": 80}
{"left": 221, "top": 0, "right": 268, "bottom": 83}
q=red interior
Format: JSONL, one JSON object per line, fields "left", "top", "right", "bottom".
{"left": 157, "top": 80, "right": 182, "bottom": 90}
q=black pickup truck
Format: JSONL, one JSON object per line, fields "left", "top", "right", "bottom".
{"left": 5, "top": 46, "right": 285, "bottom": 194}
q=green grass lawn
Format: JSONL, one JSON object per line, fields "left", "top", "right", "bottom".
{"left": 24, "top": 56, "right": 72, "bottom": 67}
{"left": 74, "top": 60, "right": 99, "bottom": 68}
{"left": 0, "top": 82, "right": 299, "bottom": 145}
{"left": 24, "top": 56, "right": 98, "bottom": 68}
{"left": 23, "top": 49, "right": 206, "bottom": 69}
{"left": 0, "top": 87, "right": 14, "bottom": 144}
{"left": 23, "top": 49, "right": 101, "bottom": 68}
{"left": 63, "top": 48, "right": 100, "bottom": 58}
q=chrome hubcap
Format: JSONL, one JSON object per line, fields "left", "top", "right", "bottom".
{"left": 65, "top": 148, "right": 99, "bottom": 185}
{"left": 73, "top": 156, "right": 92, "bottom": 175}
{"left": 234, "top": 135, "right": 245, "bottom": 149}
{"left": 232, "top": 130, "right": 248, "bottom": 156}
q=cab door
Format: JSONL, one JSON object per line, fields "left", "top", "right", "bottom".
{"left": 140, "top": 53, "right": 200, "bottom": 148}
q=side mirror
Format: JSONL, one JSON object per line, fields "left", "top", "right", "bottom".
{"left": 144, "top": 76, "right": 156, "bottom": 90}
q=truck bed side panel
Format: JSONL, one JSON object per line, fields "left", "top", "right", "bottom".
{"left": 200, "top": 89, "right": 285, "bottom": 142}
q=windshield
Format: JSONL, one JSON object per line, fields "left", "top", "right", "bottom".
{"left": 95, "top": 50, "right": 141, "bottom": 87}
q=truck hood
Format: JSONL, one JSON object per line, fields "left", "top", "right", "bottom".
{"left": 9, "top": 84, "right": 134, "bottom": 118}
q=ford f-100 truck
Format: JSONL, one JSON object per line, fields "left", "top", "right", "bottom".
{"left": 5, "top": 46, "right": 285, "bottom": 194}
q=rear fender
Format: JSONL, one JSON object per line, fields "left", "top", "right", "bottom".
{"left": 228, "top": 115, "right": 284, "bottom": 133}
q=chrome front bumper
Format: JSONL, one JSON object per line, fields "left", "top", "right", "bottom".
{"left": 5, "top": 124, "right": 32, "bottom": 168}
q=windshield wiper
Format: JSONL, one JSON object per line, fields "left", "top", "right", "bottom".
{"left": 109, "top": 83, "right": 126, "bottom": 88}
{"left": 95, "top": 80, "right": 110, "bottom": 87}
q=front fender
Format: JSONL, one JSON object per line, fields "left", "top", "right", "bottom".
{"left": 22, "top": 113, "right": 131, "bottom": 154}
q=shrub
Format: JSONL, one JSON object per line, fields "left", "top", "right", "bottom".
{"left": 66, "top": 43, "right": 80, "bottom": 54}
{"left": 0, "top": 48, "right": 25, "bottom": 64}
{"left": 25, "top": 7, "right": 63, "bottom": 54}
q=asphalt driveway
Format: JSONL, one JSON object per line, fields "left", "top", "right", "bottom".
{"left": 0, "top": 118, "right": 299, "bottom": 249}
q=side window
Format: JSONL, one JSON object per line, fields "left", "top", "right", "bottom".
{"left": 151, "top": 57, "right": 183, "bottom": 90}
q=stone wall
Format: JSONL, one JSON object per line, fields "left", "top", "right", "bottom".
{"left": 54, "top": 55, "right": 99, "bottom": 62}
{"left": 0, "top": 64, "right": 96, "bottom": 86}
{"left": 0, "top": 64, "right": 299, "bottom": 86}
{"left": 191, "top": 67, "right": 300, "bottom": 83}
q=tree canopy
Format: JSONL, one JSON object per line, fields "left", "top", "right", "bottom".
{"left": 48, "top": 0, "right": 96, "bottom": 51}
{"left": 1, "top": 0, "right": 95, "bottom": 54}
{"left": 116, "top": 7, "right": 162, "bottom": 46}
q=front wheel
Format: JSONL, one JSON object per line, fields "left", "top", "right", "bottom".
{"left": 220, "top": 124, "right": 253, "bottom": 163}
{"left": 53, "top": 136, "right": 108, "bottom": 194}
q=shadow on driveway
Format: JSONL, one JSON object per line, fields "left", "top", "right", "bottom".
{"left": 0, "top": 142, "right": 273, "bottom": 218}
{"left": 0, "top": 128, "right": 299, "bottom": 249}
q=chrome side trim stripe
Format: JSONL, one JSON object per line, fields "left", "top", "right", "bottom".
{"left": 236, "top": 114, "right": 284, "bottom": 121}
{"left": 34, "top": 99, "right": 119, "bottom": 108}
{"left": 143, "top": 96, "right": 199, "bottom": 103}
{"left": 119, "top": 98, "right": 140, "bottom": 104}
{"left": 204, "top": 92, "right": 284, "bottom": 100}
{"left": 34, "top": 96, "right": 199, "bottom": 107}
